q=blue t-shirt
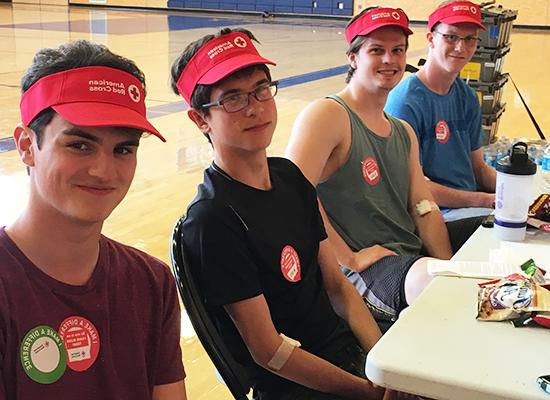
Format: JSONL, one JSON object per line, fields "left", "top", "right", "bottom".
{"left": 385, "top": 74, "right": 483, "bottom": 192}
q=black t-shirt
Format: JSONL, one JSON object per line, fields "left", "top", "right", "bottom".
{"left": 183, "top": 158, "right": 352, "bottom": 392}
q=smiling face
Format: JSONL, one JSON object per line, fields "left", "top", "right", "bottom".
{"left": 188, "top": 67, "right": 277, "bottom": 158}
{"left": 17, "top": 113, "right": 141, "bottom": 226}
{"left": 428, "top": 22, "right": 479, "bottom": 75}
{"left": 348, "top": 26, "right": 408, "bottom": 92}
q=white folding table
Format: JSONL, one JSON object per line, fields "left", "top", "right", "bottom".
{"left": 365, "top": 225, "right": 550, "bottom": 400}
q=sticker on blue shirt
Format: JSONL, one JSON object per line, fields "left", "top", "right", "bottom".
{"left": 435, "top": 120, "right": 450, "bottom": 144}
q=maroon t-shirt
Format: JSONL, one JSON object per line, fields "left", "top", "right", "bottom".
{"left": 0, "top": 228, "right": 185, "bottom": 399}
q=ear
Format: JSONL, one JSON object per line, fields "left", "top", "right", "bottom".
{"left": 426, "top": 31, "right": 435, "bottom": 48}
{"left": 187, "top": 108, "right": 212, "bottom": 135}
{"left": 347, "top": 52, "right": 358, "bottom": 70}
{"left": 13, "top": 123, "right": 36, "bottom": 167}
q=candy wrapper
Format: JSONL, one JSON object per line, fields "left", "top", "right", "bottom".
{"left": 529, "top": 194, "right": 550, "bottom": 222}
{"left": 477, "top": 260, "right": 550, "bottom": 322}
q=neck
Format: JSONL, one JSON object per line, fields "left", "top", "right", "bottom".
{"left": 417, "top": 59, "right": 457, "bottom": 95}
{"left": 5, "top": 203, "right": 103, "bottom": 286}
{"left": 213, "top": 149, "right": 271, "bottom": 190}
{"left": 340, "top": 80, "right": 389, "bottom": 116}
{"left": 337, "top": 81, "right": 392, "bottom": 137}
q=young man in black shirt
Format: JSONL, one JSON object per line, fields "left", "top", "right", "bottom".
{"left": 170, "top": 27, "right": 415, "bottom": 400}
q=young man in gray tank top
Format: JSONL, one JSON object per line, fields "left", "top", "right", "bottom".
{"left": 286, "top": 7, "right": 453, "bottom": 323}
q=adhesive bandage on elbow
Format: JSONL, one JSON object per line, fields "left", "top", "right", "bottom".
{"left": 414, "top": 199, "right": 439, "bottom": 217}
{"left": 266, "top": 333, "right": 301, "bottom": 371}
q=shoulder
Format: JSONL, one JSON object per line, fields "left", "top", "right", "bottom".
{"left": 293, "top": 97, "right": 350, "bottom": 136}
{"left": 454, "top": 77, "right": 477, "bottom": 99}
{"left": 390, "top": 116, "right": 416, "bottom": 145}
{"left": 386, "top": 75, "right": 424, "bottom": 114}
{"left": 0, "top": 228, "right": 30, "bottom": 282}
{"left": 392, "top": 74, "right": 416, "bottom": 93}
{"left": 270, "top": 157, "right": 315, "bottom": 190}
{"left": 101, "top": 236, "right": 173, "bottom": 283}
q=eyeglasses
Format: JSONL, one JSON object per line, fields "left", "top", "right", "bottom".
{"left": 433, "top": 31, "right": 481, "bottom": 47}
{"left": 202, "top": 81, "right": 279, "bottom": 113}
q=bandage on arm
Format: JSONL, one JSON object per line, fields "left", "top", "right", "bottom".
{"left": 267, "top": 333, "right": 301, "bottom": 371}
{"left": 414, "top": 199, "right": 439, "bottom": 217}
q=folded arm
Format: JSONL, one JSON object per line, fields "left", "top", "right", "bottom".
{"left": 402, "top": 121, "right": 452, "bottom": 259}
{"left": 225, "top": 295, "right": 384, "bottom": 399}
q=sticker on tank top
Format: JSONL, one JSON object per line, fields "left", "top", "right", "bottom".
{"left": 361, "top": 157, "right": 380, "bottom": 186}
{"left": 280, "top": 245, "right": 301, "bottom": 282}
{"left": 58, "top": 316, "right": 100, "bottom": 372}
{"left": 435, "top": 120, "right": 450, "bottom": 144}
{"left": 20, "top": 325, "right": 67, "bottom": 384}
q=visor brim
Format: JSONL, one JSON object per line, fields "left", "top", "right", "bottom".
{"left": 53, "top": 102, "right": 165, "bottom": 142}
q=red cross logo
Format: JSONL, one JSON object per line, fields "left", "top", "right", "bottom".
{"left": 234, "top": 36, "right": 247, "bottom": 48}
{"left": 128, "top": 84, "right": 141, "bottom": 103}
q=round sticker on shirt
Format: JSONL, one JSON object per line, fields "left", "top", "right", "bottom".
{"left": 280, "top": 245, "right": 301, "bottom": 283}
{"left": 361, "top": 157, "right": 380, "bottom": 186}
{"left": 20, "top": 325, "right": 67, "bottom": 384}
{"left": 435, "top": 120, "right": 450, "bottom": 144}
{"left": 58, "top": 316, "right": 100, "bottom": 372}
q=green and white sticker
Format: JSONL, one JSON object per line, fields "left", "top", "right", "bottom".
{"left": 20, "top": 325, "right": 67, "bottom": 384}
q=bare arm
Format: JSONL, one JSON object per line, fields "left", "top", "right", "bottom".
{"left": 426, "top": 148, "right": 495, "bottom": 209}
{"left": 152, "top": 380, "right": 187, "bottom": 400}
{"left": 471, "top": 148, "right": 496, "bottom": 192}
{"left": 318, "top": 200, "right": 397, "bottom": 272}
{"left": 225, "top": 295, "right": 384, "bottom": 400}
{"left": 286, "top": 100, "right": 396, "bottom": 272}
{"left": 403, "top": 121, "right": 452, "bottom": 259}
{"left": 427, "top": 180, "right": 495, "bottom": 209}
{"left": 317, "top": 238, "right": 382, "bottom": 351}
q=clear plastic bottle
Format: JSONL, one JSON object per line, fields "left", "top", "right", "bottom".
{"left": 542, "top": 144, "right": 550, "bottom": 193}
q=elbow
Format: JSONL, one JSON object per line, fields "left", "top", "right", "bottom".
{"left": 248, "top": 337, "right": 284, "bottom": 369}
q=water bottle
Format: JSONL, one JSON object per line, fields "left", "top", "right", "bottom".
{"left": 495, "top": 142, "right": 537, "bottom": 241}
{"left": 542, "top": 145, "right": 550, "bottom": 193}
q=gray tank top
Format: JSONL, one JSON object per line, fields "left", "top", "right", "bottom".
{"left": 317, "top": 95, "right": 422, "bottom": 256}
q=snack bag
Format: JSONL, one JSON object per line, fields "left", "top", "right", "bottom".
{"left": 477, "top": 274, "right": 550, "bottom": 321}
{"left": 529, "top": 194, "right": 550, "bottom": 222}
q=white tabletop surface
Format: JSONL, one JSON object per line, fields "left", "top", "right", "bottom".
{"left": 365, "top": 225, "right": 550, "bottom": 399}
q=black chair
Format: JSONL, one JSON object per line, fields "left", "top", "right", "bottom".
{"left": 170, "top": 216, "right": 251, "bottom": 400}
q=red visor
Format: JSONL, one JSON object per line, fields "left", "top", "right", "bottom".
{"left": 20, "top": 66, "right": 165, "bottom": 141}
{"left": 428, "top": 1, "right": 486, "bottom": 31}
{"left": 176, "top": 31, "right": 276, "bottom": 105}
{"left": 345, "top": 7, "right": 413, "bottom": 44}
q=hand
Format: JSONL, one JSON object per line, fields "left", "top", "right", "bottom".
{"left": 350, "top": 245, "right": 397, "bottom": 273}
{"left": 475, "top": 192, "right": 495, "bottom": 209}
{"left": 383, "top": 389, "right": 428, "bottom": 400}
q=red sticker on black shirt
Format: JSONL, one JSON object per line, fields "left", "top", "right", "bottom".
{"left": 362, "top": 157, "right": 380, "bottom": 186}
{"left": 435, "top": 120, "right": 450, "bottom": 144}
{"left": 58, "top": 316, "right": 100, "bottom": 372}
{"left": 280, "top": 245, "right": 301, "bottom": 282}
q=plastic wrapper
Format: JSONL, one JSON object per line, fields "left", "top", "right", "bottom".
{"left": 529, "top": 194, "right": 550, "bottom": 222}
{"left": 477, "top": 261, "right": 550, "bottom": 322}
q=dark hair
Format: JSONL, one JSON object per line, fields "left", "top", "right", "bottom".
{"left": 170, "top": 27, "right": 272, "bottom": 143}
{"left": 170, "top": 27, "right": 272, "bottom": 114}
{"left": 345, "top": 6, "right": 409, "bottom": 84}
{"left": 21, "top": 40, "right": 146, "bottom": 148}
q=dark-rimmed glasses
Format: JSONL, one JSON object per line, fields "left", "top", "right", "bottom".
{"left": 434, "top": 31, "right": 481, "bottom": 47}
{"left": 202, "top": 81, "right": 279, "bottom": 113}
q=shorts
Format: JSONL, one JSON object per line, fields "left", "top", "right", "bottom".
{"left": 347, "top": 254, "right": 423, "bottom": 321}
